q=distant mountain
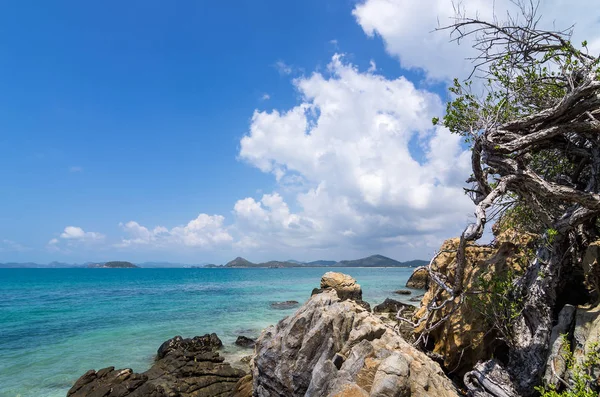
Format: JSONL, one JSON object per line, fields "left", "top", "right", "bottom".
{"left": 225, "top": 257, "right": 255, "bottom": 267}
{"left": 335, "top": 255, "right": 405, "bottom": 267}
{"left": 137, "top": 261, "right": 206, "bottom": 268}
{"left": 88, "top": 261, "right": 139, "bottom": 269}
{"left": 221, "top": 255, "right": 424, "bottom": 268}
{"left": 224, "top": 258, "right": 300, "bottom": 268}
{"left": 0, "top": 256, "right": 428, "bottom": 269}
{"left": 399, "top": 259, "right": 429, "bottom": 267}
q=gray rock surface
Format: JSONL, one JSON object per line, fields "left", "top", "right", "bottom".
{"left": 543, "top": 304, "right": 576, "bottom": 387}
{"left": 270, "top": 300, "right": 300, "bottom": 309}
{"left": 252, "top": 287, "right": 459, "bottom": 397}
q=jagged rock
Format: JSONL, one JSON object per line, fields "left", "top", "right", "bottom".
{"left": 270, "top": 300, "right": 299, "bottom": 309}
{"left": 393, "top": 289, "right": 412, "bottom": 295}
{"left": 412, "top": 230, "right": 537, "bottom": 376}
{"left": 572, "top": 303, "right": 600, "bottom": 385}
{"left": 320, "top": 272, "right": 363, "bottom": 301}
{"left": 235, "top": 336, "right": 256, "bottom": 348}
{"left": 405, "top": 266, "right": 429, "bottom": 289}
{"left": 252, "top": 289, "right": 459, "bottom": 397}
{"left": 67, "top": 333, "right": 245, "bottom": 397}
{"left": 543, "top": 304, "right": 576, "bottom": 387}
{"left": 373, "top": 298, "right": 414, "bottom": 314}
{"left": 231, "top": 374, "right": 253, "bottom": 397}
{"left": 583, "top": 240, "right": 600, "bottom": 300}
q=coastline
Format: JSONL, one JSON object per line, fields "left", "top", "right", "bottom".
{"left": 0, "top": 267, "right": 417, "bottom": 397}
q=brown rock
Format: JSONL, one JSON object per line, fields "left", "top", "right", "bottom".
{"left": 412, "top": 230, "right": 537, "bottom": 376}
{"left": 230, "top": 374, "right": 253, "bottom": 397}
{"left": 405, "top": 266, "right": 429, "bottom": 289}
{"left": 320, "top": 272, "right": 363, "bottom": 301}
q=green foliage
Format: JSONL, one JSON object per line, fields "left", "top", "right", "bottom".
{"left": 469, "top": 269, "right": 524, "bottom": 344}
{"left": 536, "top": 338, "right": 600, "bottom": 397}
{"left": 546, "top": 228, "right": 559, "bottom": 244}
{"left": 497, "top": 203, "right": 545, "bottom": 235}
{"left": 440, "top": 40, "right": 599, "bottom": 139}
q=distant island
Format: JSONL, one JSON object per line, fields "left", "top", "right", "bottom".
{"left": 220, "top": 254, "right": 427, "bottom": 268}
{"left": 87, "top": 261, "right": 139, "bottom": 269}
{"left": 0, "top": 255, "right": 427, "bottom": 268}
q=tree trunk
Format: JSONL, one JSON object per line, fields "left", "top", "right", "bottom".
{"left": 507, "top": 232, "right": 570, "bottom": 395}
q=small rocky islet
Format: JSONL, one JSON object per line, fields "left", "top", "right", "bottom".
{"left": 67, "top": 233, "right": 600, "bottom": 396}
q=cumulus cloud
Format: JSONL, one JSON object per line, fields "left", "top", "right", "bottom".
{"left": 117, "top": 214, "right": 233, "bottom": 249}
{"left": 59, "top": 226, "right": 104, "bottom": 242}
{"left": 47, "top": 226, "right": 105, "bottom": 252}
{"left": 353, "top": 0, "right": 600, "bottom": 81}
{"left": 236, "top": 54, "right": 473, "bottom": 256}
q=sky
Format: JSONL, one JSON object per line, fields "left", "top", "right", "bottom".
{"left": 1, "top": 0, "right": 599, "bottom": 265}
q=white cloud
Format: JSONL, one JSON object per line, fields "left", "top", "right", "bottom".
{"left": 59, "top": 226, "right": 104, "bottom": 242}
{"left": 117, "top": 214, "right": 233, "bottom": 249}
{"left": 274, "top": 60, "right": 293, "bottom": 75}
{"left": 69, "top": 166, "right": 83, "bottom": 173}
{"left": 47, "top": 226, "right": 105, "bottom": 252}
{"left": 261, "top": 93, "right": 271, "bottom": 100}
{"left": 237, "top": 55, "right": 473, "bottom": 257}
{"left": 353, "top": 0, "right": 600, "bottom": 81}
{"left": 0, "top": 239, "right": 29, "bottom": 252}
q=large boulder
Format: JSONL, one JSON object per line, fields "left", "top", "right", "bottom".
{"left": 583, "top": 240, "right": 600, "bottom": 300}
{"left": 405, "top": 267, "right": 429, "bottom": 290}
{"left": 571, "top": 304, "right": 600, "bottom": 385}
{"left": 67, "top": 333, "right": 245, "bottom": 397}
{"left": 252, "top": 289, "right": 459, "bottom": 397}
{"left": 320, "top": 272, "right": 363, "bottom": 301}
{"left": 412, "top": 230, "right": 537, "bottom": 376}
{"left": 543, "top": 304, "right": 576, "bottom": 387}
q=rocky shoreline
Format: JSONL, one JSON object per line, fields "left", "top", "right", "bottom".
{"left": 70, "top": 236, "right": 600, "bottom": 396}
{"left": 68, "top": 271, "right": 427, "bottom": 397}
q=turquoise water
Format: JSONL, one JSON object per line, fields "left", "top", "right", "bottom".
{"left": 0, "top": 267, "right": 415, "bottom": 397}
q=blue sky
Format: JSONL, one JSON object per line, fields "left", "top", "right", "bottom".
{"left": 1, "top": 0, "right": 596, "bottom": 264}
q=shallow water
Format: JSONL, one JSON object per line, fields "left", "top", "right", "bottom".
{"left": 0, "top": 267, "right": 416, "bottom": 397}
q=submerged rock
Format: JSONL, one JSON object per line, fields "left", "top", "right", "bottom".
{"left": 405, "top": 266, "right": 429, "bottom": 289}
{"left": 67, "top": 333, "right": 245, "bottom": 397}
{"left": 409, "top": 294, "right": 424, "bottom": 303}
{"left": 393, "top": 289, "right": 412, "bottom": 295}
{"left": 373, "top": 298, "right": 414, "bottom": 314}
{"left": 235, "top": 335, "right": 256, "bottom": 348}
{"left": 270, "top": 300, "right": 299, "bottom": 309}
{"left": 252, "top": 288, "right": 459, "bottom": 397}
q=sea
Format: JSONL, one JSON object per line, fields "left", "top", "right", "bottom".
{"left": 0, "top": 267, "right": 417, "bottom": 397}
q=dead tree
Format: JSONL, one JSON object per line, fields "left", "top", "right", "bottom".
{"left": 414, "top": 1, "right": 600, "bottom": 395}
